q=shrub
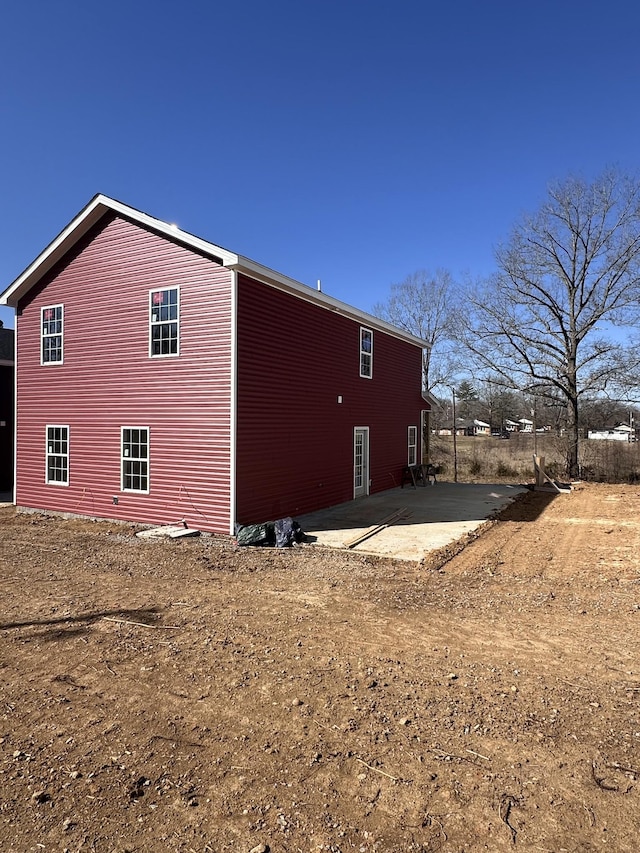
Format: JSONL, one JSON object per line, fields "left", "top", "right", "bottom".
{"left": 469, "top": 458, "right": 483, "bottom": 476}
{"left": 495, "top": 460, "right": 520, "bottom": 479}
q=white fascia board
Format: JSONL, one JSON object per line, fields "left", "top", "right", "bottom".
{"left": 0, "top": 194, "right": 239, "bottom": 308}
{"left": 422, "top": 390, "right": 441, "bottom": 408}
{"left": 230, "top": 255, "right": 430, "bottom": 351}
{"left": 1, "top": 194, "right": 429, "bottom": 353}
{"left": 100, "top": 196, "right": 239, "bottom": 268}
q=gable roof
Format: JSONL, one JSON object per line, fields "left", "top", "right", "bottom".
{"left": 0, "top": 194, "right": 429, "bottom": 350}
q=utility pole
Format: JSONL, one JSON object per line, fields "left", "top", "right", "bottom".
{"left": 451, "top": 387, "right": 458, "bottom": 483}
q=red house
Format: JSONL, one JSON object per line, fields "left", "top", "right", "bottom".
{"left": 0, "top": 322, "right": 14, "bottom": 492}
{"left": 0, "top": 195, "right": 429, "bottom": 534}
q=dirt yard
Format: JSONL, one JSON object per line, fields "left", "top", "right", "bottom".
{"left": 1, "top": 484, "right": 640, "bottom": 853}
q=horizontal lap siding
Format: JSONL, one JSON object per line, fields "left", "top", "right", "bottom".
{"left": 16, "top": 216, "right": 233, "bottom": 533}
{"left": 235, "top": 275, "right": 425, "bottom": 523}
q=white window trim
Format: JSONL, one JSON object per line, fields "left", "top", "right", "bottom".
{"left": 121, "top": 426, "right": 150, "bottom": 494}
{"left": 408, "top": 425, "right": 418, "bottom": 467}
{"left": 45, "top": 424, "right": 69, "bottom": 486}
{"left": 149, "top": 286, "right": 180, "bottom": 358}
{"left": 41, "top": 304, "right": 64, "bottom": 366}
{"left": 359, "top": 326, "right": 373, "bottom": 379}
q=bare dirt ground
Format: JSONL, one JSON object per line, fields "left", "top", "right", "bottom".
{"left": 1, "top": 484, "right": 640, "bottom": 853}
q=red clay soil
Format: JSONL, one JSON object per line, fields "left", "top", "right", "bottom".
{"left": 1, "top": 482, "right": 640, "bottom": 852}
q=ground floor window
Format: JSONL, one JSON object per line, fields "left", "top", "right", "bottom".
{"left": 408, "top": 425, "right": 418, "bottom": 466}
{"left": 46, "top": 425, "right": 69, "bottom": 484}
{"left": 121, "top": 427, "right": 149, "bottom": 492}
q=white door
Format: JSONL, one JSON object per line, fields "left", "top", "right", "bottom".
{"left": 354, "top": 427, "right": 369, "bottom": 498}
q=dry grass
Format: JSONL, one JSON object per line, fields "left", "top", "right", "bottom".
{"left": 430, "top": 432, "right": 640, "bottom": 483}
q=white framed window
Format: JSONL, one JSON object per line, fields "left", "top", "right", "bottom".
{"left": 408, "top": 426, "right": 418, "bottom": 466}
{"left": 150, "top": 287, "right": 179, "bottom": 357}
{"left": 360, "top": 327, "right": 373, "bottom": 378}
{"left": 41, "top": 305, "right": 64, "bottom": 364}
{"left": 121, "top": 427, "right": 149, "bottom": 493}
{"left": 46, "top": 425, "right": 69, "bottom": 485}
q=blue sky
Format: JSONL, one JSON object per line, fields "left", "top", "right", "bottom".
{"left": 1, "top": 0, "right": 639, "bottom": 330}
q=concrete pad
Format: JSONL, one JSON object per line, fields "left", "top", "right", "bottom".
{"left": 297, "top": 481, "right": 528, "bottom": 562}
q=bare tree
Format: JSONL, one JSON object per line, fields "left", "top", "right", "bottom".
{"left": 462, "top": 170, "right": 640, "bottom": 477}
{"left": 373, "top": 269, "right": 458, "bottom": 392}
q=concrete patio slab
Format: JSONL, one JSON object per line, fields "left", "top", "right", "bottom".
{"left": 297, "top": 481, "right": 528, "bottom": 561}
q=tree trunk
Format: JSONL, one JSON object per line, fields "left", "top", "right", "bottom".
{"left": 566, "top": 370, "right": 580, "bottom": 478}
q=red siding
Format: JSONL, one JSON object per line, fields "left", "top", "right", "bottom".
{"left": 235, "top": 275, "right": 425, "bottom": 523}
{"left": 16, "top": 215, "right": 233, "bottom": 533}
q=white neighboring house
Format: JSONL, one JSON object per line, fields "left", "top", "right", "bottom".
{"left": 518, "top": 418, "right": 534, "bottom": 433}
{"left": 588, "top": 424, "right": 633, "bottom": 442}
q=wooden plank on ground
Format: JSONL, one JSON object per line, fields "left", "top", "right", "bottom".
{"left": 344, "top": 507, "right": 409, "bottom": 549}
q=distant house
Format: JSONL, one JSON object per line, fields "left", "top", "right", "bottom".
{"left": 518, "top": 418, "right": 534, "bottom": 433}
{"left": 439, "top": 418, "right": 490, "bottom": 437}
{"left": 0, "top": 195, "right": 430, "bottom": 533}
{"left": 588, "top": 424, "right": 633, "bottom": 442}
{"left": 0, "top": 322, "right": 14, "bottom": 491}
{"left": 504, "top": 419, "right": 519, "bottom": 432}
{"left": 464, "top": 419, "right": 490, "bottom": 437}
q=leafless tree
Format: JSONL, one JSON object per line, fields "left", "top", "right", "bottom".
{"left": 373, "top": 269, "right": 458, "bottom": 393}
{"left": 462, "top": 170, "right": 640, "bottom": 477}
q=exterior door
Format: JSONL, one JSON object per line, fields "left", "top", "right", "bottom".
{"left": 353, "top": 427, "right": 369, "bottom": 498}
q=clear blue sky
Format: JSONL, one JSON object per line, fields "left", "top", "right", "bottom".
{"left": 1, "top": 0, "right": 639, "bottom": 330}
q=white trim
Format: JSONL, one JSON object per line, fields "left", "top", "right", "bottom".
{"left": 45, "top": 424, "right": 69, "bottom": 486}
{"left": 408, "top": 425, "right": 418, "bottom": 466}
{"left": 40, "top": 304, "right": 64, "bottom": 366}
{"left": 353, "top": 426, "right": 370, "bottom": 498}
{"left": 0, "top": 194, "right": 429, "bottom": 352}
{"left": 359, "top": 327, "right": 373, "bottom": 379}
{"left": 232, "top": 259, "right": 428, "bottom": 349}
{"left": 229, "top": 270, "right": 238, "bottom": 536}
{"left": 120, "top": 426, "right": 150, "bottom": 494}
{"left": 149, "top": 285, "right": 180, "bottom": 358}
{"left": 0, "top": 195, "right": 238, "bottom": 310}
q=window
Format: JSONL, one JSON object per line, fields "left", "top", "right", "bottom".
{"left": 360, "top": 327, "right": 373, "bottom": 378}
{"left": 42, "top": 305, "right": 63, "bottom": 364}
{"left": 121, "top": 427, "right": 149, "bottom": 492}
{"left": 150, "top": 288, "right": 179, "bottom": 356}
{"left": 408, "top": 426, "right": 418, "bottom": 466}
{"left": 46, "top": 426, "right": 69, "bottom": 485}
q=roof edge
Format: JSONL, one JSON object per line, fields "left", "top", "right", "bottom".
{"left": 0, "top": 194, "right": 239, "bottom": 309}
{"left": 0, "top": 195, "right": 430, "bottom": 350}
{"left": 231, "top": 255, "right": 429, "bottom": 349}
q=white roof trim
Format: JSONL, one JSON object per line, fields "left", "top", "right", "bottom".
{"left": 1, "top": 194, "right": 429, "bottom": 350}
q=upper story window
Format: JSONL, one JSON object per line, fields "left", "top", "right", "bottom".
{"left": 121, "top": 427, "right": 149, "bottom": 493}
{"left": 150, "top": 288, "right": 179, "bottom": 357}
{"left": 42, "top": 305, "right": 63, "bottom": 364}
{"left": 360, "top": 327, "right": 373, "bottom": 378}
{"left": 46, "top": 425, "right": 69, "bottom": 485}
{"left": 408, "top": 426, "right": 418, "bottom": 466}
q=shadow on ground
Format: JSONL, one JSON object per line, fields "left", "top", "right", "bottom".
{"left": 297, "top": 481, "right": 562, "bottom": 561}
